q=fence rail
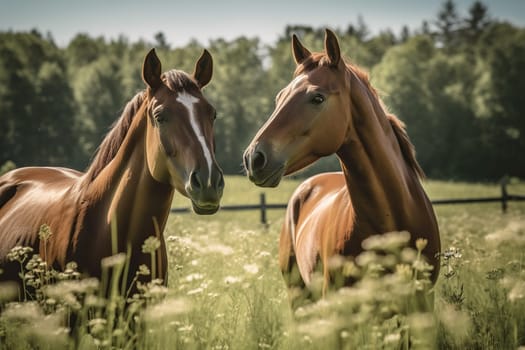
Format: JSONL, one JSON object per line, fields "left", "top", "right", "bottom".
{"left": 171, "top": 182, "right": 525, "bottom": 225}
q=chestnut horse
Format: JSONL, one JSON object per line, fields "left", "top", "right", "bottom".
{"left": 244, "top": 30, "right": 440, "bottom": 306}
{"left": 0, "top": 49, "right": 224, "bottom": 292}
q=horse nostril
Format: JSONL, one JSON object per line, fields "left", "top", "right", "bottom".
{"left": 190, "top": 171, "right": 202, "bottom": 190}
{"left": 217, "top": 174, "right": 225, "bottom": 191}
{"left": 252, "top": 151, "right": 267, "bottom": 172}
{"left": 243, "top": 153, "right": 250, "bottom": 171}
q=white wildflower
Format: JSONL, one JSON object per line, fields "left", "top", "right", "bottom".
{"left": 243, "top": 263, "right": 259, "bottom": 275}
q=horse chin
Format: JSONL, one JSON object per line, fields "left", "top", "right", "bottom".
{"left": 191, "top": 202, "right": 220, "bottom": 215}
{"left": 250, "top": 166, "right": 285, "bottom": 188}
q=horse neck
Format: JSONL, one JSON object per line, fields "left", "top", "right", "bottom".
{"left": 81, "top": 102, "right": 173, "bottom": 249}
{"left": 336, "top": 71, "right": 435, "bottom": 236}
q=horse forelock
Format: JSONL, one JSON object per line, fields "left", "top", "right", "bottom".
{"left": 162, "top": 69, "right": 199, "bottom": 93}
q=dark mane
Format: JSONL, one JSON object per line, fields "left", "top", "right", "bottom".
{"left": 294, "top": 52, "right": 424, "bottom": 179}
{"left": 84, "top": 91, "right": 146, "bottom": 182}
{"left": 387, "top": 114, "right": 425, "bottom": 178}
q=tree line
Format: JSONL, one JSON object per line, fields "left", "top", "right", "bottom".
{"left": 1, "top": 1, "right": 523, "bottom": 181}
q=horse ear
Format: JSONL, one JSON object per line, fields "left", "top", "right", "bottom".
{"left": 292, "top": 34, "right": 312, "bottom": 65}
{"left": 193, "top": 49, "right": 213, "bottom": 88}
{"left": 324, "top": 29, "right": 341, "bottom": 67}
{"left": 142, "top": 49, "right": 162, "bottom": 90}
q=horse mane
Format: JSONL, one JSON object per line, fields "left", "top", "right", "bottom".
{"left": 294, "top": 53, "right": 425, "bottom": 179}
{"left": 84, "top": 91, "right": 146, "bottom": 182}
{"left": 83, "top": 70, "right": 199, "bottom": 183}
{"left": 387, "top": 114, "right": 425, "bottom": 178}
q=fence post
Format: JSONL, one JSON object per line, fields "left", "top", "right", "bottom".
{"left": 260, "top": 193, "right": 267, "bottom": 226}
{"left": 501, "top": 176, "right": 509, "bottom": 213}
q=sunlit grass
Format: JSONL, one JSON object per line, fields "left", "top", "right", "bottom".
{"left": 1, "top": 176, "right": 525, "bottom": 349}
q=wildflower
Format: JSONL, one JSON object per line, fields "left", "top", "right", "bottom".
{"left": 139, "top": 279, "right": 168, "bottom": 300}
{"left": 177, "top": 324, "right": 194, "bottom": 333}
{"left": 508, "top": 281, "right": 525, "bottom": 302}
{"left": 113, "top": 328, "right": 125, "bottom": 338}
{"left": 44, "top": 278, "right": 99, "bottom": 300}
{"left": 395, "top": 264, "right": 413, "bottom": 281}
{"left": 142, "top": 236, "right": 161, "bottom": 254}
{"left": 224, "top": 276, "right": 242, "bottom": 284}
{"left": 1, "top": 301, "right": 43, "bottom": 323}
{"left": 400, "top": 247, "right": 417, "bottom": 263}
{"left": 144, "top": 297, "right": 192, "bottom": 321}
{"left": 258, "top": 251, "right": 271, "bottom": 258}
{"left": 137, "top": 264, "right": 151, "bottom": 276}
{"left": 415, "top": 238, "right": 428, "bottom": 252}
{"left": 65, "top": 261, "right": 78, "bottom": 273}
{"left": 185, "top": 273, "right": 204, "bottom": 282}
{"left": 25, "top": 255, "right": 46, "bottom": 279}
{"left": 204, "top": 243, "right": 234, "bottom": 255}
{"left": 38, "top": 224, "right": 52, "bottom": 241}
{"left": 297, "top": 318, "right": 338, "bottom": 339}
{"left": 84, "top": 294, "right": 106, "bottom": 308}
{"left": 438, "top": 304, "right": 471, "bottom": 343}
{"left": 243, "top": 263, "right": 259, "bottom": 275}
{"left": 166, "top": 235, "right": 179, "bottom": 242}
{"left": 187, "top": 287, "right": 204, "bottom": 295}
{"left": 6, "top": 246, "right": 33, "bottom": 263}
{"left": 342, "top": 260, "right": 360, "bottom": 278}
{"left": 101, "top": 253, "right": 127, "bottom": 269}
{"left": 441, "top": 247, "right": 462, "bottom": 261}
{"left": 412, "top": 259, "right": 434, "bottom": 274}
{"left": 408, "top": 312, "right": 435, "bottom": 332}
{"left": 384, "top": 332, "right": 401, "bottom": 345}
{"left": 362, "top": 231, "right": 410, "bottom": 252}
{"left": 88, "top": 318, "right": 107, "bottom": 336}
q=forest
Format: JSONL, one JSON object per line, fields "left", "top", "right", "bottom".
{"left": 0, "top": 0, "right": 524, "bottom": 181}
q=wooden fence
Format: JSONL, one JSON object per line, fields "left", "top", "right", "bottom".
{"left": 171, "top": 181, "right": 525, "bottom": 225}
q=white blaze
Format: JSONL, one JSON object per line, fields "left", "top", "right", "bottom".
{"left": 176, "top": 91, "right": 213, "bottom": 186}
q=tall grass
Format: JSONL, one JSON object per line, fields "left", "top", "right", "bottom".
{"left": 1, "top": 176, "right": 524, "bottom": 349}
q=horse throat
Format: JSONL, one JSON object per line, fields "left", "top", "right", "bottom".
{"left": 77, "top": 108, "right": 173, "bottom": 271}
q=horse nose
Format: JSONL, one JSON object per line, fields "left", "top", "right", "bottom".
{"left": 190, "top": 170, "right": 203, "bottom": 190}
{"left": 187, "top": 167, "right": 224, "bottom": 202}
{"left": 189, "top": 169, "right": 223, "bottom": 192}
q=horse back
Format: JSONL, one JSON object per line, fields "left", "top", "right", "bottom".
{"left": 0, "top": 167, "right": 83, "bottom": 270}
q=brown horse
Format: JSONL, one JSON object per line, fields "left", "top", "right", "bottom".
{"left": 244, "top": 30, "right": 440, "bottom": 305}
{"left": 0, "top": 49, "right": 224, "bottom": 291}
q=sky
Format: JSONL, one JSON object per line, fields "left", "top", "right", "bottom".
{"left": 1, "top": 0, "right": 524, "bottom": 48}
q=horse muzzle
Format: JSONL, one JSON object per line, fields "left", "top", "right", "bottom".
{"left": 185, "top": 166, "right": 224, "bottom": 215}
{"left": 243, "top": 144, "right": 286, "bottom": 188}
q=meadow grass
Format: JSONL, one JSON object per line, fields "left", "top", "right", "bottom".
{"left": 1, "top": 175, "right": 525, "bottom": 349}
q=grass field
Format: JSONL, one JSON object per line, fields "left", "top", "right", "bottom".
{"left": 1, "top": 176, "right": 525, "bottom": 349}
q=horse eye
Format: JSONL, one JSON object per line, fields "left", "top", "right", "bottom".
{"left": 311, "top": 94, "right": 325, "bottom": 105}
{"left": 213, "top": 111, "right": 217, "bottom": 121}
{"left": 154, "top": 114, "right": 166, "bottom": 124}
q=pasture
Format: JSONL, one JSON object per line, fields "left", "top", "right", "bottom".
{"left": 1, "top": 175, "right": 525, "bottom": 349}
